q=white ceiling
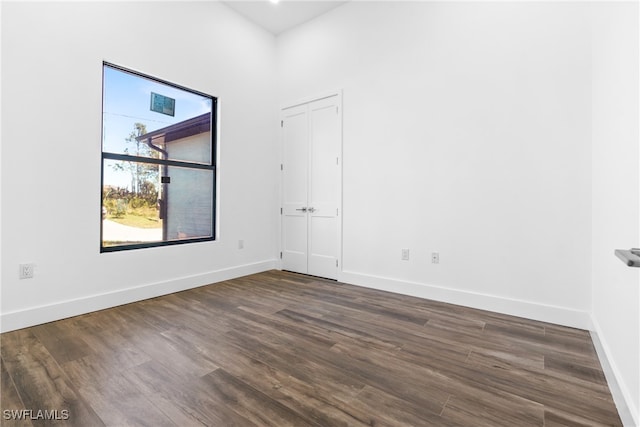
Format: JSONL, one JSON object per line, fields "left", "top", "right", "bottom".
{"left": 222, "top": 1, "right": 348, "bottom": 35}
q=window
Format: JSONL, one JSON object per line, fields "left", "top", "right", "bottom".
{"left": 101, "top": 63, "right": 216, "bottom": 251}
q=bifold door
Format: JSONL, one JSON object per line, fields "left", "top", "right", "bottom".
{"left": 281, "top": 95, "right": 341, "bottom": 280}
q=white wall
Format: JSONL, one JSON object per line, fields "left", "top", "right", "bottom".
{"left": 0, "top": 1, "right": 280, "bottom": 331}
{"left": 591, "top": 3, "right": 640, "bottom": 425}
{"left": 278, "top": 2, "right": 593, "bottom": 327}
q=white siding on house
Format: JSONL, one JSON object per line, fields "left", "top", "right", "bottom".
{"left": 167, "top": 133, "right": 211, "bottom": 165}
{"left": 165, "top": 131, "right": 213, "bottom": 240}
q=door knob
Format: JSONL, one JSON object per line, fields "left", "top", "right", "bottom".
{"left": 295, "top": 207, "right": 308, "bottom": 212}
{"left": 308, "top": 207, "right": 316, "bottom": 213}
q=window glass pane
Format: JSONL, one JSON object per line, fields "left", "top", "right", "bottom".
{"left": 102, "top": 159, "right": 162, "bottom": 247}
{"left": 164, "top": 166, "right": 214, "bottom": 240}
{"left": 102, "top": 160, "right": 213, "bottom": 247}
{"left": 102, "top": 65, "right": 213, "bottom": 165}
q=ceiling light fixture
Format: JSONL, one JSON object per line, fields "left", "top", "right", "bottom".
{"left": 269, "top": 0, "right": 280, "bottom": 4}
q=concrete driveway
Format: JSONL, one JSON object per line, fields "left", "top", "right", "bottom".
{"left": 102, "top": 220, "right": 162, "bottom": 242}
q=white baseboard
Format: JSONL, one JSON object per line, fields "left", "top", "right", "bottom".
{"left": 0, "top": 259, "right": 277, "bottom": 333}
{"left": 339, "top": 270, "right": 592, "bottom": 329}
{"left": 591, "top": 319, "right": 639, "bottom": 427}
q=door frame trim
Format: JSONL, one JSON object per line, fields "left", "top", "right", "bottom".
{"left": 279, "top": 89, "right": 343, "bottom": 281}
{"left": 281, "top": 89, "right": 343, "bottom": 111}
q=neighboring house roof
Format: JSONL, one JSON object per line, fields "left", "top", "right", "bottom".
{"left": 136, "top": 113, "right": 211, "bottom": 145}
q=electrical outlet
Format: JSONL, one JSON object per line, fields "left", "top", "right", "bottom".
{"left": 431, "top": 252, "right": 439, "bottom": 264}
{"left": 19, "top": 263, "right": 35, "bottom": 279}
{"left": 238, "top": 240, "right": 244, "bottom": 249}
{"left": 401, "top": 248, "right": 410, "bottom": 261}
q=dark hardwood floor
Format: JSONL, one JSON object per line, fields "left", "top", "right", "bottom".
{"left": 1, "top": 270, "right": 622, "bottom": 426}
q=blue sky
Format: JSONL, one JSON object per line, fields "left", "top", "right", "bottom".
{"left": 102, "top": 65, "right": 212, "bottom": 188}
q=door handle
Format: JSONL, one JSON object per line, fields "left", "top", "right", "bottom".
{"left": 308, "top": 207, "right": 316, "bottom": 213}
{"left": 615, "top": 248, "right": 640, "bottom": 267}
{"left": 295, "top": 207, "right": 308, "bottom": 212}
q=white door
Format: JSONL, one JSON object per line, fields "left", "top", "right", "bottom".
{"left": 281, "top": 94, "right": 341, "bottom": 280}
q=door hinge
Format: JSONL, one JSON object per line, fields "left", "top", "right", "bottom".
{"left": 336, "top": 208, "right": 339, "bottom": 216}
{"left": 336, "top": 260, "right": 338, "bottom": 267}
{"left": 280, "top": 207, "right": 283, "bottom": 215}
{"left": 280, "top": 252, "right": 283, "bottom": 259}
{"left": 281, "top": 120, "right": 284, "bottom": 127}
{"left": 336, "top": 106, "right": 339, "bottom": 114}
{"left": 280, "top": 163, "right": 283, "bottom": 171}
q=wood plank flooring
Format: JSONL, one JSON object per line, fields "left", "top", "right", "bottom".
{"left": 1, "top": 270, "right": 622, "bottom": 426}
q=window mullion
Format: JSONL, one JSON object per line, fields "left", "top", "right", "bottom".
{"left": 102, "top": 152, "right": 214, "bottom": 170}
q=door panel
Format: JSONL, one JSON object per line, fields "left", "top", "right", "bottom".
{"left": 308, "top": 214, "right": 338, "bottom": 279}
{"left": 282, "top": 106, "right": 308, "bottom": 208}
{"left": 309, "top": 99, "right": 340, "bottom": 205}
{"left": 282, "top": 215, "right": 307, "bottom": 273}
{"left": 281, "top": 105, "right": 308, "bottom": 274}
{"left": 308, "top": 97, "right": 340, "bottom": 279}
